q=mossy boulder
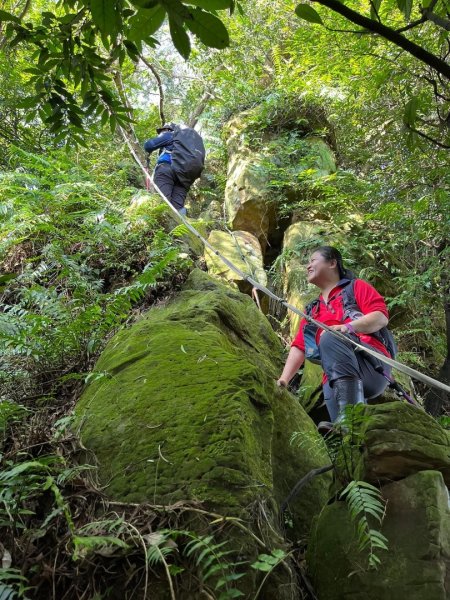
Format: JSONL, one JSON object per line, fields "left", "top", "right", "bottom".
{"left": 223, "top": 105, "right": 335, "bottom": 251}
{"left": 349, "top": 402, "right": 450, "bottom": 485}
{"left": 308, "top": 470, "right": 450, "bottom": 600}
{"left": 204, "top": 229, "right": 267, "bottom": 296}
{"left": 303, "top": 136, "right": 336, "bottom": 177}
{"left": 224, "top": 149, "right": 275, "bottom": 250}
{"left": 75, "top": 270, "right": 331, "bottom": 544}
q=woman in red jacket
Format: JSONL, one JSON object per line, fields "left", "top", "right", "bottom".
{"left": 277, "top": 246, "right": 391, "bottom": 429}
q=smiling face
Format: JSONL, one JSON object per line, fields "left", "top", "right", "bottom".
{"left": 306, "top": 251, "right": 338, "bottom": 286}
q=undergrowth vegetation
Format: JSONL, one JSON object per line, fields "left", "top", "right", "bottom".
{"left": 0, "top": 146, "right": 191, "bottom": 406}
{"left": 0, "top": 144, "right": 201, "bottom": 599}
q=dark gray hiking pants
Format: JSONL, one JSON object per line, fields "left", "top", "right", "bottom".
{"left": 154, "top": 162, "right": 190, "bottom": 211}
{"left": 320, "top": 331, "right": 390, "bottom": 421}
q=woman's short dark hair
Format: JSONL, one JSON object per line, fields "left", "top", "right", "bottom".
{"left": 313, "top": 246, "right": 354, "bottom": 279}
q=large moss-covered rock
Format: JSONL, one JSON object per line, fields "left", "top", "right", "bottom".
{"left": 308, "top": 470, "right": 450, "bottom": 600}
{"left": 224, "top": 149, "right": 275, "bottom": 249}
{"left": 350, "top": 402, "right": 450, "bottom": 485}
{"left": 223, "top": 107, "right": 336, "bottom": 251}
{"left": 204, "top": 229, "right": 267, "bottom": 294}
{"left": 75, "top": 270, "right": 331, "bottom": 543}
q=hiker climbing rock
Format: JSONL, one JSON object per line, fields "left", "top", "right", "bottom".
{"left": 144, "top": 122, "right": 205, "bottom": 216}
{"left": 277, "top": 246, "right": 393, "bottom": 431}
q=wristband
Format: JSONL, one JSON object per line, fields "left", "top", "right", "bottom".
{"left": 346, "top": 322, "right": 357, "bottom": 335}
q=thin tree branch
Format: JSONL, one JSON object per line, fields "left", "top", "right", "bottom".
{"left": 280, "top": 465, "right": 333, "bottom": 515}
{"left": 395, "top": 16, "right": 427, "bottom": 32}
{"left": 405, "top": 123, "right": 450, "bottom": 148}
{"left": 139, "top": 54, "right": 165, "bottom": 124}
{"left": 187, "top": 90, "right": 214, "bottom": 128}
{"left": 423, "top": 9, "right": 450, "bottom": 31}
{"left": 423, "top": 75, "right": 450, "bottom": 102}
{"left": 369, "top": 0, "right": 382, "bottom": 23}
{"left": 311, "top": 0, "right": 450, "bottom": 79}
{"left": 113, "top": 70, "right": 139, "bottom": 144}
{"left": 324, "top": 25, "right": 372, "bottom": 34}
{"left": 0, "top": 0, "right": 33, "bottom": 48}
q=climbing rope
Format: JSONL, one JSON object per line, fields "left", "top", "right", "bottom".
{"left": 121, "top": 130, "right": 450, "bottom": 397}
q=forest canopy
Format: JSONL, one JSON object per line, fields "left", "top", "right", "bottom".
{"left": 0, "top": 0, "right": 449, "bottom": 146}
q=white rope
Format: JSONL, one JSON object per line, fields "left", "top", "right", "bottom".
{"left": 122, "top": 130, "right": 450, "bottom": 396}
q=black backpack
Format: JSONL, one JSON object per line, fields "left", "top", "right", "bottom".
{"left": 171, "top": 126, "right": 205, "bottom": 187}
{"left": 303, "top": 278, "right": 397, "bottom": 364}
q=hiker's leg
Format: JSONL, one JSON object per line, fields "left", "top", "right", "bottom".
{"left": 323, "top": 381, "right": 338, "bottom": 421}
{"left": 355, "top": 351, "right": 390, "bottom": 399}
{"left": 320, "top": 332, "right": 389, "bottom": 421}
{"left": 319, "top": 331, "right": 360, "bottom": 382}
{"left": 170, "top": 178, "right": 189, "bottom": 212}
{"left": 154, "top": 163, "right": 175, "bottom": 201}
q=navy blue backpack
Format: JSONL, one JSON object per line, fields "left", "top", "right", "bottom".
{"left": 171, "top": 126, "right": 206, "bottom": 187}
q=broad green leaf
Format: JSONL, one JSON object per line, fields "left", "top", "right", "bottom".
{"left": 131, "top": 0, "right": 159, "bottom": 7}
{"left": 251, "top": 560, "right": 273, "bottom": 572}
{"left": 186, "top": 0, "right": 233, "bottom": 8}
{"left": 109, "top": 114, "right": 117, "bottom": 133}
{"left": 403, "top": 96, "right": 419, "bottom": 126}
{"left": 271, "top": 548, "right": 287, "bottom": 559}
{"left": 185, "top": 8, "right": 229, "bottom": 48}
{"left": 295, "top": 3, "right": 323, "bottom": 25}
{"left": 127, "top": 5, "right": 166, "bottom": 41}
{"left": 90, "top": 0, "right": 121, "bottom": 37}
{"left": 162, "top": 0, "right": 192, "bottom": 22}
{"left": 422, "top": 0, "right": 432, "bottom": 6}
{"left": 396, "top": 0, "right": 412, "bottom": 20}
{"left": 0, "top": 9, "right": 20, "bottom": 23}
{"left": 123, "top": 39, "right": 140, "bottom": 61}
{"left": 169, "top": 16, "right": 191, "bottom": 58}
{"left": 370, "top": 0, "right": 382, "bottom": 20}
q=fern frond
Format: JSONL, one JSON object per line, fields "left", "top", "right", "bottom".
{"left": 170, "top": 224, "right": 190, "bottom": 238}
{"left": 341, "top": 480, "right": 388, "bottom": 570}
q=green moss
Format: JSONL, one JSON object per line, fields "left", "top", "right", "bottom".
{"left": 349, "top": 402, "right": 450, "bottom": 485}
{"left": 75, "top": 270, "right": 331, "bottom": 542}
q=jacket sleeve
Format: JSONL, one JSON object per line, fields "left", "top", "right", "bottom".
{"left": 291, "top": 318, "right": 307, "bottom": 352}
{"left": 353, "top": 279, "right": 389, "bottom": 319}
{"left": 144, "top": 132, "right": 173, "bottom": 153}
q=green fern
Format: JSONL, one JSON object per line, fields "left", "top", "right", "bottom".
{"left": 0, "top": 568, "right": 29, "bottom": 600}
{"left": 161, "top": 529, "right": 246, "bottom": 599}
{"left": 170, "top": 224, "right": 190, "bottom": 238}
{"left": 72, "top": 535, "right": 130, "bottom": 560}
{"left": 340, "top": 480, "right": 388, "bottom": 569}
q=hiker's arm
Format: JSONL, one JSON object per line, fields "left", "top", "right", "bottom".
{"left": 144, "top": 132, "right": 172, "bottom": 153}
{"left": 277, "top": 347, "right": 305, "bottom": 387}
{"left": 328, "top": 311, "right": 388, "bottom": 335}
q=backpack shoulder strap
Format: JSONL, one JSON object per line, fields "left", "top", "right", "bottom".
{"left": 340, "top": 279, "right": 397, "bottom": 357}
{"left": 340, "top": 279, "right": 363, "bottom": 318}
{"left": 305, "top": 298, "right": 320, "bottom": 318}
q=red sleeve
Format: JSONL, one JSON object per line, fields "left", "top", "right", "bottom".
{"left": 353, "top": 279, "right": 389, "bottom": 319}
{"left": 291, "top": 318, "right": 307, "bottom": 352}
